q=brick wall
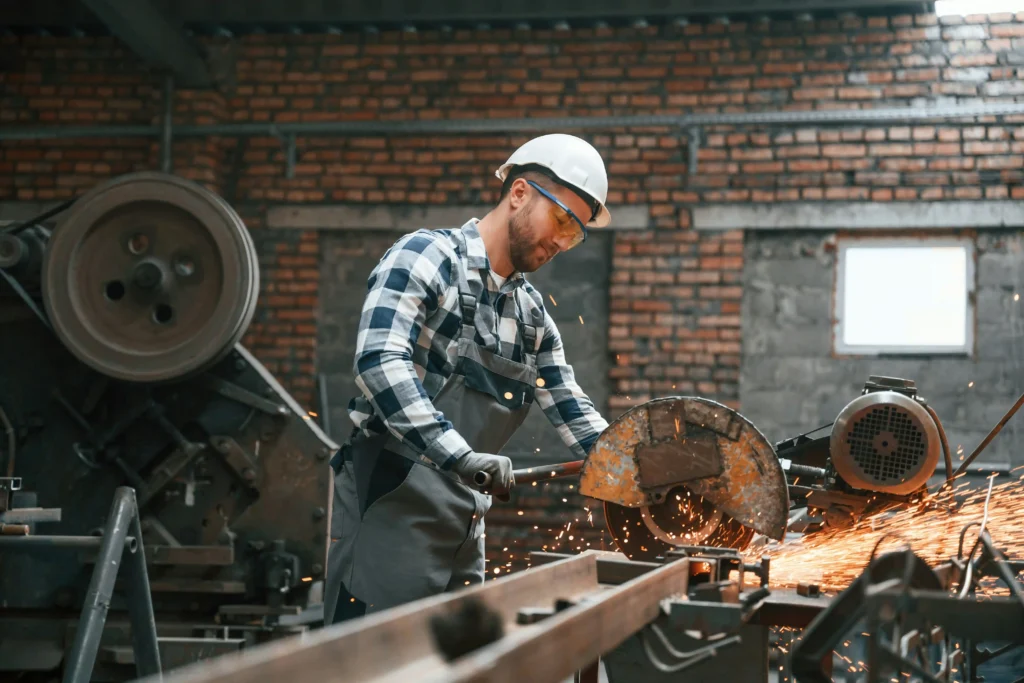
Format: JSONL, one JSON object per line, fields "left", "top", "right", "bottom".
{"left": 2, "top": 9, "right": 1023, "bottom": 568}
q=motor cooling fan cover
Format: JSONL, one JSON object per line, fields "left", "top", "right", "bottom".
{"left": 830, "top": 391, "right": 940, "bottom": 495}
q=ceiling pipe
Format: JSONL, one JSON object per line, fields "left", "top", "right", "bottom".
{"left": 2, "top": 102, "right": 1023, "bottom": 142}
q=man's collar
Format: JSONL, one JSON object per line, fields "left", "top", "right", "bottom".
{"left": 461, "top": 219, "right": 526, "bottom": 289}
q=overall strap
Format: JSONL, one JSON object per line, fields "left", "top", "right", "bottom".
{"left": 516, "top": 291, "right": 545, "bottom": 362}
{"left": 448, "top": 228, "right": 489, "bottom": 344}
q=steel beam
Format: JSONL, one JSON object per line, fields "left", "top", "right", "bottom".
{"left": 77, "top": 0, "right": 211, "bottom": 88}
{"left": 139, "top": 550, "right": 691, "bottom": 683}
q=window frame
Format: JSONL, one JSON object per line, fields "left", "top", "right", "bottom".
{"left": 832, "top": 235, "right": 976, "bottom": 357}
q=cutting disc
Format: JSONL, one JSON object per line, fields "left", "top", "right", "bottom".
{"left": 581, "top": 397, "right": 789, "bottom": 559}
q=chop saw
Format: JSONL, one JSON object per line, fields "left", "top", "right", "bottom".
{"left": 478, "top": 396, "right": 791, "bottom": 561}
{"left": 479, "top": 374, "right": 1024, "bottom": 563}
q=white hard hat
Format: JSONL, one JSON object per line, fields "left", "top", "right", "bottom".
{"left": 494, "top": 133, "right": 611, "bottom": 228}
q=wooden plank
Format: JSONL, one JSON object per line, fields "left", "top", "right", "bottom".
{"left": 142, "top": 551, "right": 602, "bottom": 683}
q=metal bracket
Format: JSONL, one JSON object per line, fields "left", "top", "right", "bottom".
{"left": 686, "top": 126, "right": 701, "bottom": 178}
{"left": 269, "top": 126, "right": 297, "bottom": 179}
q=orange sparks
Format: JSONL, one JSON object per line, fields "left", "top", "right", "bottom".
{"left": 761, "top": 477, "right": 1023, "bottom": 591}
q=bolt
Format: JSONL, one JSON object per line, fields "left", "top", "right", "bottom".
{"left": 316, "top": 447, "right": 329, "bottom": 461}
{"left": 312, "top": 506, "right": 325, "bottom": 520}
{"left": 235, "top": 358, "right": 247, "bottom": 371}
{"left": 312, "top": 563, "right": 324, "bottom": 575}
{"left": 173, "top": 255, "right": 196, "bottom": 277}
{"left": 132, "top": 261, "right": 163, "bottom": 290}
{"left": 127, "top": 233, "right": 149, "bottom": 255}
{"left": 243, "top": 468, "right": 256, "bottom": 482}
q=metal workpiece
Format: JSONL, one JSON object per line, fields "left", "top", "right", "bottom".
{"left": 139, "top": 550, "right": 693, "bottom": 683}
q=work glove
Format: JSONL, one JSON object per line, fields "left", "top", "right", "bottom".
{"left": 452, "top": 452, "right": 515, "bottom": 502}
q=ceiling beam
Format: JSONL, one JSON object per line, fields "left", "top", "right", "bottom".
{"left": 78, "top": 0, "right": 211, "bottom": 87}
{"left": 2, "top": 0, "right": 932, "bottom": 29}
{"left": 154, "top": 0, "right": 930, "bottom": 24}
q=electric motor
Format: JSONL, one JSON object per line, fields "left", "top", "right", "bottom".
{"left": 829, "top": 376, "right": 941, "bottom": 495}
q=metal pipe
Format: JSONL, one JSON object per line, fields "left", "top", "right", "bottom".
{"left": 3, "top": 102, "right": 1024, "bottom": 142}
{"left": 0, "top": 534, "right": 134, "bottom": 550}
{"left": 124, "top": 490, "right": 162, "bottom": 678}
{"left": 952, "top": 390, "right": 1024, "bottom": 479}
{"left": 474, "top": 459, "right": 585, "bottom": 488}
{"left": 161, "top": 74, "right": 174, "bottom": 173}
{"left": 62, "top": 486, "right": 137, "bottom": 683}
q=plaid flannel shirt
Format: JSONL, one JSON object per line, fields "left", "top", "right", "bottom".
{"left": 347, "top": 219, "right": 609, "bottom": 471}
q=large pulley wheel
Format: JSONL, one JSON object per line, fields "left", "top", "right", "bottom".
{"left": 42, "top": 172, "right": 259, "bottom": 383}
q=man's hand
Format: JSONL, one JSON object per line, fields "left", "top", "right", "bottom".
{"left": 452, "top": 452, "right": 514, "bottom": 501}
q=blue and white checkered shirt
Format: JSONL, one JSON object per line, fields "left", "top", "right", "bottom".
{"left": 347, "top": 219, "right": 609, "bottom": 470}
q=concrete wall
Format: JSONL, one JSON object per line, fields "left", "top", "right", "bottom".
{"left": 740, "top": 229, "right": 1024, "bottom": 468}
{"left": 317, "top": 229, "right": 612, "bottom": 463}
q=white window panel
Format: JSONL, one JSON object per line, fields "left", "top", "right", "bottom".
{"left": 834, "top": 237, "right": 975, "bottom": 356}
{"left": 935, "top": 0, "right": 1024, "bottom": 16}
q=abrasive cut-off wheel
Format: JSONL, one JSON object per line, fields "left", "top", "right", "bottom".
{"left": 580, "top": 396, "right": 790, "bottom": 562}
{"left": 604, "top": 500, "right": 756, "bottom": 562}
{"left": 42, "top": 172, "right": 259, "bottom": 383}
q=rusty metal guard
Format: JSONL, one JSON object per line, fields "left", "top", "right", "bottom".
{"left": 580, "top": 397, "right": 789, "bottom": 540}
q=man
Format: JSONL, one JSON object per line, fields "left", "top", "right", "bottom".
{"left": 325, "top": 133, "right": 612, "bottom": 624}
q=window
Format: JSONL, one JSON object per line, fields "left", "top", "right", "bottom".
{"left": 833, "top": 237, "right": 975, "bottom": 356}
{"left": 935, "top": 0, "right": 1024, "bottom": 15}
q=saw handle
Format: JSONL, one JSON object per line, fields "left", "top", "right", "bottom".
{"left": 474, "top": 459, "right": 585, "bottom": 489}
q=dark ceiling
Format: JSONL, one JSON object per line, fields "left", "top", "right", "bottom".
{"left": 3, "top": 0, "right": 933, "bottom": 32}
{"left": 0, "top": 0, "right": 933, "bottom": 88}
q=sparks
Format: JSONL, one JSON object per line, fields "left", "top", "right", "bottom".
{"left": 761, "top": 479, "right": 1024, "bottom": 591}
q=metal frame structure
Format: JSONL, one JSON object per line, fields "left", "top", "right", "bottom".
{"left": 0, "top": 486, "right": 162, "bottom": 683}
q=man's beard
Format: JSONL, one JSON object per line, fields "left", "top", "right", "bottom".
{"left": 507, "top": 201, "right": 549, "bottom": 273}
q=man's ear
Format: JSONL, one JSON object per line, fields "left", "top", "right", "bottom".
{"left": 507, "top": 177, "right": 530, "bottom": 211}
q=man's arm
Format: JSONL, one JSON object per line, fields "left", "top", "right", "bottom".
{"left": 351, "top": 231, "right": 472, "bottom": 471}
{"left": 534, "top": 310, "right": 610, "bottom": 459}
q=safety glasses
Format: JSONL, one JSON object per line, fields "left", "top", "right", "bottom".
{"left": 525, "top": 180, "right": 589, "bottom": 250}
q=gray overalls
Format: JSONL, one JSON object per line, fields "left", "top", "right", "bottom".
{"left": 324, "top": 230, "right": 541, "bottom": 624}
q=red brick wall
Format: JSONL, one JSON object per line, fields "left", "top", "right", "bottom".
{"left": 3, "top": 10, "right": 1023, "bottom": 568}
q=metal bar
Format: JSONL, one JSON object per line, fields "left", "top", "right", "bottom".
{"left": 953, "top": 391, "right": 1024, "bottom": 478}
{"left": 123, "top": 489, "right": 162, "bottom": 678}
{"left": 0, "top": 534, "right": 135, "bottom": 550}
{"left": 531, "top": 550, "right": 661, "bottom": 585}
{"left": 0, "top": 507, "right": 62, "bottom": 524}
{"left": 477, "top": 460, "right": 585, "bottom": 488}
{"left": 143, "top": 551, "right": 604, "bottom": 683}
{"left": 62, "top": 486, "right": 136, "bottom": 683}
{"left": 435, "top": 559, "right": 691, "bottom": 683}
{"left": 317, "top": 373, "right": 331, "bottom": 439}
{"left": 3, "top": 102, "right": 1024, "bottom": 142}
{"left": 161, "top": 74, "right": 174, "bottom": 173}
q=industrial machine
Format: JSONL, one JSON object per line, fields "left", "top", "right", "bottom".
{"left": 572, "top": 376, "right": 958, "bottom": 561}
{"left": 0, "top": 172, "right": 337, "bottom": 682}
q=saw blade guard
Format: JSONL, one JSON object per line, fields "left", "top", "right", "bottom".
{"left": 580, "top": 397, "right": 790, "bottom": 541}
